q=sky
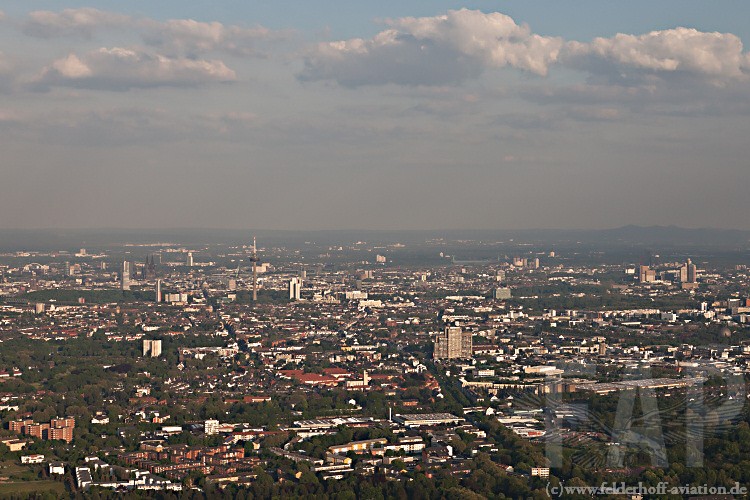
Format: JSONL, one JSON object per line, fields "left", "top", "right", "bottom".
{"left": 1, "top": 1, "right": 749, "bottom": 231}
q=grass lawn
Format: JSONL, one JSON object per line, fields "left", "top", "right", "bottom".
{"left": 0, "top": 460, "right": 26, "bottom": 476}
{"left": 0, "top": 480, "right": 66, "bottom": 495}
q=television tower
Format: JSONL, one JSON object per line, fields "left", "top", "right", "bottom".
{"left": 249, "top": 236, "right": 259, "bottom": 301}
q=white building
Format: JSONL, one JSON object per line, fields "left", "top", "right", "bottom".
{"left": 21, "top": 454, "right": 44, "bottom": 464}
{"left": 289, "top": 278, "right": 301, "bottom": 301}
{"left": 204, "top": 419, "right": 219, "bottom": 435}
{"left": 121, "top": 261, "right": 130, "bottom": 291}
{"left": 49, "top": 462, "right": 65, "bottom": 475}
{"left": 143, "top": 339, "right": 162, "bottom": 358}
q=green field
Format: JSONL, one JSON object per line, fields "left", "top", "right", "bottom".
{"left": 0, "top": 480, "right": 66, "bottom": 495}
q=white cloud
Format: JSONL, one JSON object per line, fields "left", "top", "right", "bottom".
{"left": 24, "top": 8, "right": 131, "bottom": 38}
{"left": 141, "top": 18, "right": 281, "bottom": 57}
{"left": 300, "top": 8, "right": 563, "bottom": 87}
{"left": 563, "top": 28, "right": 750, "bottom": 83}
{"left": 301, "top": 9, "right": 750, "bottom": 89}
{"left": 22, "top": 8, "right": 284, "bottom": 57}
{"left": 386, "top": 9, "right": 562, "bottom": 75}
{"left": 31, "top": 47, "right": 236, "bottom": 91}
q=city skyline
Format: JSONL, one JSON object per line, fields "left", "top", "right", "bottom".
{"left": 1, "top": 2, "right": 749, "bottom": 230}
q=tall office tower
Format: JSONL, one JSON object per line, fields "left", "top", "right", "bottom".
{"left": 289, "top": 277, "right": 301, "bottom": 301}
{"left": 121, "top": 261, "right": 130, "bottom": 290}
{"left": 680, "top": 258, "right": 697, "bottom": 283}
{"left": 186, "top": 252, "right": 194, "bottom": 267}
{"left": 532, "top": 258, "right": 540, "bottom": 269}
{"left": 639, "top": 265, "right": 656, "bottom": 283}
{"left": 688, "top": 262, "right": 697, "bottom": 283}
{"left": 143, "top": 339, "right": 162, "bottom": 357}
{"left": 155, "top": 279, "right": 162, "bottom": 303}
{"left": 433, "top": 326, "right": 473, "bottom": 360}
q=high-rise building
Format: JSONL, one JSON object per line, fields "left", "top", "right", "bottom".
{"left": 688, "top": 263, "right": 697, "bottom": 283}
{"left": 143, "top": 339, "right": 162, "bottom": 358}
{"left": 51, "top": 417, "right": 75, "bottom": 429}
{"left": 49, "top": 426, "right": 74, "bottom": 443}
{"left": 24, "top": 423, "right": 49, "bottom": 439}
{"left": 155, "top": 279, "right": 162, "bottom": 303}
{"left": 289, "top": 277, "right": 301, "bottom": 301}
{"left": 249, "top": 237, "right": 259, "bottom": 301}
{"left": 433, "top": 326, "right": 473, "bottom": 360}
{"left": 639, "top": 265, "right": 656, "bottom": 283}
{"left": 186, "top": 252, "right": 194, "bottom": 267}
{"left": 121, "top": 261, "right": 130, "bottom": 290}
{"left": 680, "top": 258, "right": 697, "bottom": 283}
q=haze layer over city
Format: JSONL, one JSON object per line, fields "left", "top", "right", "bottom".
{"left": 1, "top": 2, "right": 750, "bottom": 499}
{"left": 1, "top": 1, "right": 750, "bottom": 230}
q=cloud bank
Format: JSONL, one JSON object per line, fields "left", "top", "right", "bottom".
{"left": 564, "top": 28, "right": 750, "bottom": 84}
{"left": 23, "top": 8, "right": 284, "bottom": 57}
{"left": 300, "top": 8, "right": 750, "bottom": 88}
{"left": 140, "top": 19, "right": 279, "bottom": 57}
{"left": 32, "top": 48, "right": 236, "bottom": 91}
{"left": 24, "top": 8, "right": 131, "bottom": 38}
{"left": 300, "top": 9, "right": 563, "bottom": 86}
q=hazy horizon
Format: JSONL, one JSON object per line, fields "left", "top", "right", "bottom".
{"left": 1, "top": 223, "right": 749, "bottom": 232}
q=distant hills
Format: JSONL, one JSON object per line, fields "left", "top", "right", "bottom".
{"left": 593, "top": 225, "right": 750, "bottom": 247}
